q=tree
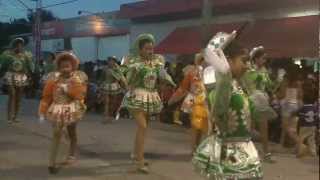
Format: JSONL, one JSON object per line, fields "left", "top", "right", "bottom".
{"left": 0, "top": 9, "right": 58, "bottom": 52}
{"left": 27, "top": 9, "right": 59, "bottom": 23}
{"left": 0, "top": 18, "right": 31, "bottom": 52}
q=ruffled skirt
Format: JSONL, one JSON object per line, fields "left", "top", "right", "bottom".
{"left": 250, "top": 90, "right": 277, "bottom": 121}
{"left": 192, "top": 135, "right": 263, "bottom": 180}
{"left": 123, "top": 88, "right": 163, "bottom": 114}
{"left": 4, "top": 72, "right": 29, "bottom": 87}
{"left": 46, "top": 101, "right": 86, "bottom": 125}
{"left": 100, "top": 82, "right": 122, "bottom": 95}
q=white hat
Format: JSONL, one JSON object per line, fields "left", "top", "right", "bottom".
{"left": 208, "top": 30, "right": 237, "bottom": 50}
{"left": 250, "top": 46, "right": 265, "bottom": 60}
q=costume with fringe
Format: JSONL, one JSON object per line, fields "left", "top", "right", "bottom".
{"left": 123, "top": 34, "right": 176, "bottom": 114}
{"left": 0, "top": 50, "right": 34, "bottom": 86}
{"left": 171, "top": 65, "right": 209, "bottom": 132}
{"left": 241, "top": 65, "right": 278, "bottom": 122}
{"left": 192, "top": 31, "right": 263, "bottom": 180}
{"left": 100, "top": 65, "right": 126, "bottom": 95}
{"left": 39, "top": 71, "right": 88, "bottom": 125}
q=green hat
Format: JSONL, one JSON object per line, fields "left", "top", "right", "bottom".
{"left": 130, "top": 33, "right": 155, "bottom": 56}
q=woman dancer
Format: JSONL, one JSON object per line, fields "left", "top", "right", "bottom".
{"left": 169, "top": 53, "right": 209, "bottom": 154}
{"left": 0, "top": 38, "right": 34, "bottom": 124}
{"left": 193, "top": 31, "right": 263, "bottom": 179}
{"left": 39, "top": 52, "right": 87, "bottom": 174}
{"left": 100, "top": 56, "right": 127, "bottom": 122}
{"left": 241, "top": 46, "right": 278, "bottom": 162}
{"left": 278, "top": 65, "right": 303, "bottom": 149}
{"left": 123, "top": 34, "right": 176, "bottom": 173}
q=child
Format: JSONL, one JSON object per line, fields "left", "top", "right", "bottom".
{"left": 297, "top": 80, "right": 318, "bottom": 157}
{"left": 39, "top": 52, "right": 87, "bottom": 174}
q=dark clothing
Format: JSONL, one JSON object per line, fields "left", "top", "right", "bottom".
{"left": 298, "top": 104, "right": 318, "bottom": 127}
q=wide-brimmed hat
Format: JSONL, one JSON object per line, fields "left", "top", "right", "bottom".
{"left": 55, "top": 51, "right": 80, "bottom": 70}
{"left": 131, "top": 33, "right": 156, "bottom": 55}
{"left": 250, "top": 46, "right": 265, "bottom": 60}
{"left": 10, "top": 38, "right": 25, "bottom": 48}
{"left": 107, "top": 56, "right": 118, "bottom": 62}
{"left": 208, "top": 31, "right": 237, "bottom": 50}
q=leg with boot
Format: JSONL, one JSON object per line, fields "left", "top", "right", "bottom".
{"left": 130, "top": 109, "right": 149, "bottom": 173}
{"left": 259, "top": 118, "right": 276, "bottom": 163}
{"left": 63, "top": 123, "right": 78, "bottom": 166}
{"left": 48, "top": 123, "right": 63, "bottom": 174}
{"left": 13, "top": 86, "right": 23, "bottom": 123}
{"left": 191, "top": 128, "right": 202, "bottom": 155}
{"left": 7, "top": 86, "right": 16, "bottom": 124}
{"left": 283, "top": 117, "right": 301, "bottom": 154}
{"left": 103, "top": 95, "right": 112, "bottom": 123}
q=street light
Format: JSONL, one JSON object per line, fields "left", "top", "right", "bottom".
{"left": 77, "top": 10, "right": 106, "bottom": 61}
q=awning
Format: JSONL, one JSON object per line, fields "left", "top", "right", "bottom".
{"left": 155, "top": 15, "right": 319, "bottom": 58}
{"left": 238, "top": 15, "right": 319, "bottom": 58}
{"left": 155, "top": 23, "right": 242, "bottom": 54}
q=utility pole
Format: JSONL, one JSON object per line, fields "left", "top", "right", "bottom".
{"left": 34, "top": 0, "right": 42, "bottom": 65}
{"left": 201, "top": 0, "right": 212, "bottom": 48}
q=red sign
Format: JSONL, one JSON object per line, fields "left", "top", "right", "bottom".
{"left": 41, "top": 21, "right": 64, "bottom": 37}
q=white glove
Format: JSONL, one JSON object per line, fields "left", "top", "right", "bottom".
{"left": 59, "top": 84, "right": 68, "bottom": 92}
{"left": 204, "top": 47, "right": 230, "bottom": 74}
{"left": 203, "top": 66, "right": 216, "bottom": 84}
{"left": 39, "top": 115, "right": 45, "bottom": 124}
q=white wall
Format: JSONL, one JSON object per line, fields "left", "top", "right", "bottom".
{"left": 71, "top": 37, "right": 98, "bottom": 63}
{"left": 98, "top": 35, "right": 130, "bottom": 60}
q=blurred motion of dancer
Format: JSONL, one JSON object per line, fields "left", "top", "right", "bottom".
{"left": 0, "top": 38, "right": 34, "bottom": 124}
{"left": 123, "top": 34, "right": 176, "bottom": 173}
{"left": 38, "top": 52, "right": 87, "bottom": 174}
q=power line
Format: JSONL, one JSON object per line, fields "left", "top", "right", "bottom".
{"left": 42, "top": 0, "right": 80, "bottom": 9}
{"left": 0, "top": 0, "right": 28, "bottom": 20}
{"left": 15, "top": 0, "right": 32, "bottom": 10}
{"left": 7, "top": 0, "right": 29, "bottom": 11}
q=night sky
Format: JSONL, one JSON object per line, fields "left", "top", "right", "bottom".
{"left": 0, "top": 0, "right": 144, "bottom": 22}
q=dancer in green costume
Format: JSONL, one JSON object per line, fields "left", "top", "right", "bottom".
{"left": 100, "top": 56, "right": 127, "bottom": 122}
{"left": 123, "top": 34, "right": 176, "bottom": 173}
{"left": 241, "top": 46, "right": 278, "bottom": 162}
{"left": 0, "top": 38, "right": 34, "bottom": 124}
{"left": 192, "top": 31, "right": 263, "bottom": 180}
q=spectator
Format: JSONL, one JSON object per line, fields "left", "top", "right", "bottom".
{"left": 278, "top": 65, "right": 303, "bottom": 147}
{"left": 296, "top": 79, "right": 318, "bottom": 157}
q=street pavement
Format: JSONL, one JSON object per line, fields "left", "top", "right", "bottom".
{"left": 0, "top": 95, "right": 319, "bottom": 180}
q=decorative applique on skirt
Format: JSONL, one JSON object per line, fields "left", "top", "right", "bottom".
{"left": 124, "top": 88, "right": 163, "bottom": 114}
{"left": 4, "top": 72, "right": 29, "bottom": 87}
{"left": 192, "top": 135, "right": 263, "bottom": 180}
{"left": 100, "top": 82, "right": 122, "bottom": 95}
{"left": 46, "top": 101, "right": 86, "bottom": 125}
{"left": 250, "top": 90, "right": 277, "bottom": 121}
{"left": 191, "top": 104, "right": 209, "bottom": 132}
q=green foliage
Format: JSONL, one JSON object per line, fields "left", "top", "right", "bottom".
{"left": 0, "top": 9, "right": 58, "bottom": 52}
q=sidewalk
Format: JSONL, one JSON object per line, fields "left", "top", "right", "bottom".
{"left": 0, "top": 96, "right": 319, "bottom": 180}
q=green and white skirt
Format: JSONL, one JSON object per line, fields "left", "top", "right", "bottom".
{"left": 100, "top": 82, "right": 123, "bottom": 95}
{"left": 123, "top": 88, "right": 163, "bottom": 114}
{"left": 250, "top": 90, "right": 277, "bottom": 122}
{"left": 192, "top": 135, "right": 263, "bottom": 180}
{"left": 4, "top": 72, "right": 29, "bottom": 87}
